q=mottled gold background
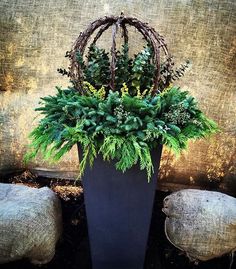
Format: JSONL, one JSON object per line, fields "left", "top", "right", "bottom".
{"left": 0, "top": 0, "right": 235, "bottom": 193}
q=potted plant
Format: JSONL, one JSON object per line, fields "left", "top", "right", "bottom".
{"left": 25, "top": 15, "right": 218, "bottom": 269}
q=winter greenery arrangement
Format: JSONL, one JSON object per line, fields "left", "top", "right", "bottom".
{"left": 25, "top": 42, "right": 218, "bottom": 181}
{"left": 25, "top": 16, "right": 218, "bottom": 181}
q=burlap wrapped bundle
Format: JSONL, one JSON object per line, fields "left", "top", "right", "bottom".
{"left": 162, "top": 189, "right": 236, "bottom": 261}
{"left": 0, "top": 183, "right": 62, "bottom": 264}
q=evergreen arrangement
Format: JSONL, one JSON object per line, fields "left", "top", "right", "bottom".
{"left": 25, "top": 43, "right": 218, "bottom": 181}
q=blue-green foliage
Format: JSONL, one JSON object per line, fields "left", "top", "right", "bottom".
{"left": 72, "top": 44, "right": 191, "bottom": 95}
{"left": 77, "top": 44, "right": 155, "bottom": 95}
{"left": 114, "top": 44, "right": 131, "bottom": 91}
{"left": 82, "top": 45, "right": 111, "bottom": 88}
{"left": 131, "top": 45, "right": 155, "bottom": 92}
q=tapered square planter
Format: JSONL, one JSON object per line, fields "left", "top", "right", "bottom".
{"left": 78, "top": 144, "right": 163, "bottom": 269}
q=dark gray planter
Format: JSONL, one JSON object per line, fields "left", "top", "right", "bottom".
{"left": 78, "top": 144, "right": 163, "bottom": 269}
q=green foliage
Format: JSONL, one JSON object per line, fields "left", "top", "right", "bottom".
{"left": 131, "top": 45, "right": 155, "bottom": 94}
{"left": 25, "top": 86, "right": 219, "bottom": 180}
{"left": 76, "top": 44, "right": 156, "bottom": 95}
{"left": 115, "top": 44, "right": 131, "bottom": 91}
{"left": 159, "top": 60, "right": 191, "bottom": 91}
{"left": 71, "top": 43, "right": 190, "bottom": 95}
{"left": 58, "top": 42, "right": 191, "bottom": 96}
{"left": 83, "top": 45, "right": 111, "bottom": 88}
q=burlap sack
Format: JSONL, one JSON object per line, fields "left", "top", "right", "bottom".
{"left": 162, "top": 189, "right": 236, "bottom": 261}
{"left": 0, "top": 183, "right": 62, "bottom": 264}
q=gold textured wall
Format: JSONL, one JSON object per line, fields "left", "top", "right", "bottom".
{"left": 0, "top": 0, "right": 235, "bottom": 192}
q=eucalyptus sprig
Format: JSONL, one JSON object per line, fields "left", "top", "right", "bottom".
{"left": 59, "top": 44, "right": 190, "bottom": 95}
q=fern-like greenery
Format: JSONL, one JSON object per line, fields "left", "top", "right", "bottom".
{"left": 25, "top": 84, "right": 218, "bottom": 181}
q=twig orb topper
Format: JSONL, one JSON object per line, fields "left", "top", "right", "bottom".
{"left": 68, "top": 15, "right": 173, "bottom": 95}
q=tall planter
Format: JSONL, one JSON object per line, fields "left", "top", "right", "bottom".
{"left": 78, "top": 144, "right": 163, "bottom": 269}
{"left": 25, "top": 14, "right": 219, "bottom": 269}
